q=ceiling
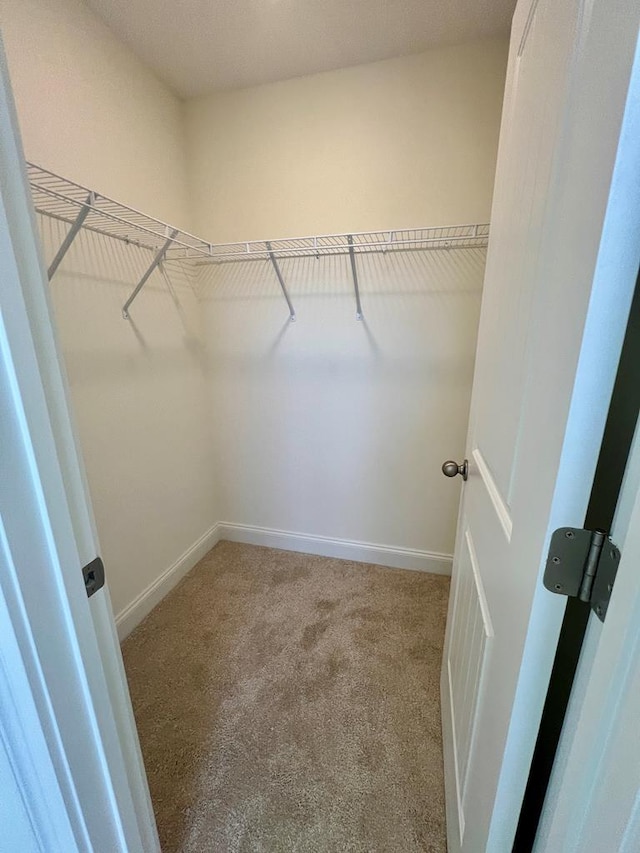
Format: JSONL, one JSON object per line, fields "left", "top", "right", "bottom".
{"left": 84, "top": 0, "right": 515, "bottom": 98}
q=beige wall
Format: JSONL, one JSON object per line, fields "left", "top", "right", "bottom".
{"left": 1, "top": 0, "right": 190, "bottom": 228}
{"left": 185, "top": 39, "right": 508, "bottom": 243}
{"left": 200, "top": 247, "right": 485, "bottom": 558}
{"left": 1, "top": 0, "right": 216, "bottom": 628}
{"left": 191, "top": 41, "right": 507, "bottom": 560}
{"left": 39, "top": 220, "right": 216, "bottom": 621}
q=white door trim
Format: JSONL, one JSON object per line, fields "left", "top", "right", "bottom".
{"left": 535, "top": 414, "right": 640, "bottom": 850}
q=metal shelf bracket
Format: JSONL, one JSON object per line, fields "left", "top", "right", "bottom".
{"left": 266, "top": 241, "right": 296, "bottom": 321}
{"left": 47, "top": 192, "right": 95, "bottom": 280}
{"left": 347, "top": 235, "right": 364, "bottom": 320}
{"left": 122, "top": 229, "right": 179, "bottom": 319}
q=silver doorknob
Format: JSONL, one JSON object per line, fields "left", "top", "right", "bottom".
{"left": 442, "top": 459, "right": 468, "bottom": 481}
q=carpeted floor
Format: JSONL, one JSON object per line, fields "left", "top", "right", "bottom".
{"left": 121, "top": 541, "right": 450, "bottom": 852}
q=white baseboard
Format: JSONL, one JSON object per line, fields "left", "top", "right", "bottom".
{"left": 115, "top": 523, "right": 221, "bottom": 640}
{"left": 115, "top": 521, "right": 452, "bottom": 640}
{"left": 217, "top": 522, "right": 453, "bottom": 575}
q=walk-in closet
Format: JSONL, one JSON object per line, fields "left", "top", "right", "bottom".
{"left": 1, "top": 0, "right": 513, "bottom": 849}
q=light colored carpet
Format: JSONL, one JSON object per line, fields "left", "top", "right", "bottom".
{"left": 121, "top": 541, "right": 450, "bottom": 852}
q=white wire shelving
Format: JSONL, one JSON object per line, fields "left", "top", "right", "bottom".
{"left": 27, "top": 162, "right": 213, "bottom": 258}
{"left": 197, "top": 224, "right": 490, "bottom": 264}
{"left": 27, "top": 161, "right": 490, "bottom": 321}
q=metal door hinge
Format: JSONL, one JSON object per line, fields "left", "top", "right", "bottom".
{"left": 82, "top": 557, "right": 105, "bottom": 598}
{"left": 544, "top": 528, "right": 620, "bottom": 622}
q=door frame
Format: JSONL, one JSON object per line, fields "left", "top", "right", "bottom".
{"left": 524, "top": 30, "right": 640, "bottom": 847}
{"left": 532, "top": 348, "right": 640, "bottom": 850}
{"left": 515, "top": 264, "right": 640, "bottom": 849}
{"left": 0, "top": 41, "right": 158, "bottom": 851}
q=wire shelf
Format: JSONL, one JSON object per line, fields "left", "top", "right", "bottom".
{"left": 196, "top": 224, "right": 490, "bottom": 264}
{"left": 27, "top": 163, "right": 213, "bottom": 258}
{"left": 27, "top": 162, "right": 489, "bottom": 264}
{"left": 27, "top": 160, "right": 490, "bottom": 319}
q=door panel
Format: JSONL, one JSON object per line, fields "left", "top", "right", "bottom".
{"left": 472, "top": 0, "right": 569, "bottom": 503}
{"left": 446, "top": 529, "right": 494, "bottom": 841}
{"left": 441, "top": 0, "right": 640, "bottom": 850}
{"left": 472, "top": 448, "right": 512, "bottom": 541}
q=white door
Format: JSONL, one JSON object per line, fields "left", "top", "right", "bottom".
{"left": 0, "top": 41, "right": 159, "bottom": 851}
{"left": 441, "top": 1, "right": 640, "bottom": 850}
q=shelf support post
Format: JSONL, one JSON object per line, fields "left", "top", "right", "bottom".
{"left": 47, "top": 192, "right": 95, "bottom": 280}
{"left": 347, "top": 235, "right": 363, "bottom": 320}
{"left": 122, "top": 229, "right": 178, "bottom": 319}
{"left": 266, "top": 241, "right": 296, "bottom": 321}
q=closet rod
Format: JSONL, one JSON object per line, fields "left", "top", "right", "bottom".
{"left": 266, "top": 241, "right": 296, "bottom": 321}
{"left": 41, "top": 207, "right": 158, "bottom": 253}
